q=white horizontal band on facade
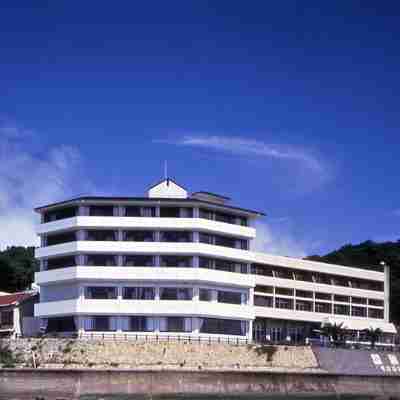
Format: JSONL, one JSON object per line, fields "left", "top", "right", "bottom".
{"left": 35, "top": 299, "right": 255, "bottom": 320}
{"left": 35, "top": 241, "right": 384, "bottom": 282}
{"left": 253, "top": 306, "right": 396, "bottom": 333}
{"left": 35, "top": 266, "right": 256, "bottom": 288}
{"left": 36, "top": 216, "right": 256, "bottom": 239}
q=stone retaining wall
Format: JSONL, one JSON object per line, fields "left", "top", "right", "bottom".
{"left": 0, "top": 338, "right": 318, "bottom": 370}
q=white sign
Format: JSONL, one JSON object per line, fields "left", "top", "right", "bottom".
{"left": 371, "top": 354, "right": 382, "bottom": 365}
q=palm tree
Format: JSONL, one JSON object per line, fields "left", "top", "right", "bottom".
{"left": 364, "top": 327, "right": 383, "bottom": 349}
{"left": 319, "top": 322, "right": 345, "bottom": 347}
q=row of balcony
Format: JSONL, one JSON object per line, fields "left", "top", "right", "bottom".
{"left": 41, "top": 253, "right": 384, "bottom": 293}
{"left": 42, "top": 205, "right": 249, "bottom": 227}
{"left": 254, "top": 295, "right": 385, "bottom": 319}
{"left": 43, "top": 230, "right": 249, "bottom": 250}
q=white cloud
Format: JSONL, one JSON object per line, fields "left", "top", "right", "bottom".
{"left": 157, "top": 134, "right": 331, "bottom": 191}
{"left": 251, "top": 221, "right": 308, "bottom": 258}
{"left": 0, "top": 121, "right": 92, "bottom": 250}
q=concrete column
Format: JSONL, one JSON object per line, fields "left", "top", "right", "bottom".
{"left": 247, "top": 320, "right": 253, "bottom": 342}
{"left": 248, "top": 287, "right": 254, "bottom": 306}
{"left": 384, "top": 263, "right": 390, "bottom": 322}
{"left": 192, "top": 231, "right": 199, "bottom": 242}
{"left": 193, "top": 287, "right": 199, "bottom": 302}
{"left": 193, "top": 256, "right": 199, "bottom": 268}
{"left": 193, "top": 207, "right": 199, "bottom": 218}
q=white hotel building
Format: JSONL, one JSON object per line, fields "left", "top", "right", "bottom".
{"left": 34, "top": 179, "right": 396, "bottom": 342}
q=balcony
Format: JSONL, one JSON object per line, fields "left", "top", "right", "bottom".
{"left": 35, "top": 266, "right": 256, "bottom": 288}
{"left": 36, "top": 216, "right": 256, "bottom": 239}
{"left": 35, "top": 298, "right": 254, "bottom": 320}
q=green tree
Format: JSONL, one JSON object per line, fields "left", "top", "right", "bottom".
{"left": 364, "top": 327, "right": 383, "bottom": 348}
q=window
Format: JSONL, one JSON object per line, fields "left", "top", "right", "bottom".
{"left": 214, "top": 259, "right": 235, "bottom": 272}
{"left": 332, "top": 276, "right": 350, "bottom": 287}
{"left": 215, "top": 212, "right": 235, "bottom": 224}
{"left": 351, "top": 297, "right": 367, "bottom": 305}
{"left": 333, "top": 295, "right": 350, "bottom": 303}
{"left": 160, "top": 231, "right": 192, "bottom": 242}
{"left": 125, "top": 206, "right": 155, "bottom": 217}
{"left": 46, "top": 256, "right": 76, "bottom": 271}
{"left": 199, "top": 318, "right": 246, "bottom": 336}
{"left": 368, "top": 299, "right": 384, "bottom": 307}
{"left": 296, "top": 290, "right": 313, "bottom": 299}
{"left": 273, "top": 267, "right": 294, "bottom": 280}
{"left": 89, "top": 205, "right": 114, "bottom": 216}
{"left": 238, "top": 216, "right": 248, "bottom": 226}
{"left": 313, "top": 273, "right": 332, "bottom": 285}
{"left": 315, "top": 302, "right": 331, "bottom": 314}
{"left": 159, "top": 317, "right": 192, "bottom": 332}
{"left": 237, "top": 239, "right": 248, "bottom": 250}
{"left": 46, "top": 232, "right": 76, "bottom": 246}
{"left": 199, "top": 288, "right": 213, "bottom": 302}
{"left": 86, "top": 230, "right": 117, "bottom": 241}
{"left": 368, "top": 308, "right": 384, "bottom": 319}
{"left": 123, "top": 231, "right": 154, "bottom": 242}
{"left": 217, "top": 290, "right": 243, "bottom": 305}
{"left": 251, "top": 264, "right": 273, "bottom": 277}
{"left": 43, "top": 207, "right": 77, "bottom": 222}
{"left": 214, "top": 235, "right": 236, "bottom": 248}
{"left": 46, "top": 317, "right": 76, "bottom": 333}
{"left": 294, "top": 270, "right": 313, "bottom": 282}
{"left": 122, "top": 287, "right": 155, "bottom": 300}
{"left": 275, "top": 298, "right": 293, "bottom": 309}
{"left": 160, "top": 256, "right": 192, "bottom": 267}
{"left": 123, "top": 255, "right": 154, "bottom": 267}
{"left": 199, "top": 257, "right": 214, "bottom": 269}
{"left": 199, "top": 208, "right": 213, "bottom": 220}
{"left": 160, "top": 287, "right": 193, "bottom": 300}
{"left": 275, "top": 287, "right": 294, "bottom": 296}
{"left": 180, "top": 208, "right": 193, "bottom": 218}
{"left": 0, "top": 311, "right": 13, "bottom": 327}
{"left": 122, "top": 317, "right": 155, "bottom": 332}
{"left": 85, "top": 287, "right": 117, "bottom": 299}
{"left": 254, "top": 296, "right": 273, "bottom": 307}
{"left": 199, "top": 233, "right": 213, "bottom": 244}
{"left": 351, "top": 279, "right": 383, "bottom": 291}
{"left": 160, "top": 207, "right": 180, "bottom": 218}
{"left": 85, "top": 316, "right": 116, "bottom": 331}
{"left": 255, "top": 285, "right": 273, "bottom": 294}
{"left": 351, "top": 306, "right": 367, "bottom": 317}
{"left": 315, "top": 292, "right": 331, "bottom": 301}
{"left": 86, "top": 254, "right": 117, "bottom": 266}
{"left": 334, "top": 304, "right": 350, "bottom": 315}
{"left": 296, "top": 300, "right": 313, "bottom": 312}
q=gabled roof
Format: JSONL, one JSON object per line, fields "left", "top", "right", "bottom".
{"left": 0, "top": 292, "right": 37, "bottom": 307}
{"left": 147, "top": 178, "right": 188, "bottom": 192}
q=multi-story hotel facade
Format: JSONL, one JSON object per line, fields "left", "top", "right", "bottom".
{"left": 34, "top": 179, "right": 396, "bottom": 342}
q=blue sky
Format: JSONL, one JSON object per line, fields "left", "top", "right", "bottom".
{"left": 1, "top": 2, "right": 400, "bottom": 255}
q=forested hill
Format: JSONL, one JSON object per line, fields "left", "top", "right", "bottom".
{"left": 0, "top": 247, "right": 38, "bottom": 293}
{"left": 1, "top": 242, "right": 400, "bottom": 322}
{"left": 306, "top": 240, "right": 400, "bottom": 322}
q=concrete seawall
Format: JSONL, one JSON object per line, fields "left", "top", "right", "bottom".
{"left": 1, "top": 369, "right": 400, "bottom": 399}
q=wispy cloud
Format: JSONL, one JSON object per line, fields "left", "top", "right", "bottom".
{"left": 157, "top": 135, "right": 331, "bottom": 191}
{"left": 393, "top": 209, "right": 400, "bottom": 217}
{"left": 0, "top": 120, "right": 92, "bottom": 249}
{"left": 251, "top": 221, "right": 323, "bottom": 258}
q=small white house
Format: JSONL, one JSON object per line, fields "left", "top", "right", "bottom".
{"left": 0, "top": 291, "right": 40, "bottom": 338}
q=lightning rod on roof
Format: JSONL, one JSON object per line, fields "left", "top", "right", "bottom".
{"left": 164, "top": 160, "right": 168, "bottom": 180}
